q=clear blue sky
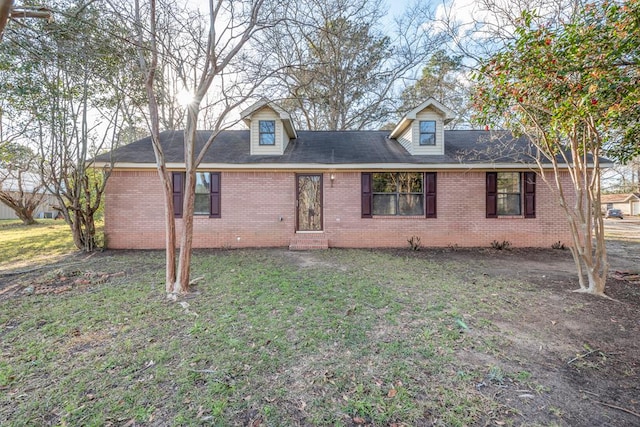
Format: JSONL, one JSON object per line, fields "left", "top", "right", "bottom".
{"left": 385, "top": 0, "right": 413, "bottom": 19}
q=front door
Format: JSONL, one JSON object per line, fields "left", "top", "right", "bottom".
{"left": 296, "top": 174, "right": 323, "bottom": 231}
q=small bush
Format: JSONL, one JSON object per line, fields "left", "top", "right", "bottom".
{"left": 487, "top": 366, "right": 505, "bottom": 385}
{"left": 490, "top": 240, "right": 511, "bottom": 250}
{"left": 407, "top": 236, "right": 422, "bottom": 251}
{"left": 551, "top": 241, "right": 566, "bottom": 250}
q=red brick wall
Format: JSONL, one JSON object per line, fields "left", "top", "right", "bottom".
{"left": 104, "top": 170, "right": 294, "bottom": 249}
{"left": 324, "top": 171, "right": 572, "bottom": 248}
{"left": 104, "top": 169, "right": 573, "bottom": 249}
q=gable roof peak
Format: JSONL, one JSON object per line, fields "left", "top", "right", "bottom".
{"left": 406, "top": 97, "right": 456, "bottom": 122}
{"left": 240, "top": 98, "right": 290, "bottom": 120}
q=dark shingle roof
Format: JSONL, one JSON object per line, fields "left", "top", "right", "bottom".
{"left": 94, "top": 129, "right": 558, "bottom": 166}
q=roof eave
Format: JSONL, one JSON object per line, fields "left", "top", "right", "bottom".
{"left": 282, "top": 118, "right": 297, "bottom": 139}
{"left": 92, "top": 161, "right": 582, "bottom": 171}
{"left": 389, "top": 118, "right": 411, "bottom": 139}
{"left": 408, "top": 98, "right": 457, "bottom": 120}
{"left": 239, "top": 98, "right": 270, "bottom": 119}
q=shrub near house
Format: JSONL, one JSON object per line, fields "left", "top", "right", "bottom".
{"left": 95, "top": 98, "right": 579, "bottom": 250}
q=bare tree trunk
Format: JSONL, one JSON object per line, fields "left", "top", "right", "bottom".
{"left": 539, "top": 133, "right": 608, "bottom": 296}
{"left": 70, "top": 213, "right": 84, "bottom": 249}
{"left": 0, "top": 193, "right": 42, "bottom": 224}
{"left": 0, "top": 0, "right": 13, "bottom": 40}
{"left": 175, "top": 106, "right": 199, "bottom": 293}
{"left": 176, "top": 171, "right": 195, "bottom": 293}
{"left": 0, "top": 165, "right": 45, "bottom": 226}
{"left": 0, "top": 195, "right": 38, "bottom": 224}
{"left": 131, "top": 0, "right": 274, "bottom": 295}
{"left": 17, "top": 210, "right": 37, "bottom": 225}
{"left": 135, "top": 0, "right": 177, "bottom": 293}
{"left": 157, "top": 167, "right": 177, "bottom": 293}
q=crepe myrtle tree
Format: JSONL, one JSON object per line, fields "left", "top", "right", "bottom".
{"left": 131, "top": 0, "right": 285, "bottom": 295}
{"left": 0, "top": 142, "right": 45, "bottom": 225}
{"left": 11, "top": 2, "right": 138, "bottom": 252}
{"left": 473, "top": 1, "right": 640, "bottom": 295}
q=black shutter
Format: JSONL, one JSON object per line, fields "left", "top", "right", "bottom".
{"left": 172, "top": 172, "right": 184, "bottom": 218}
{"left": 486, "top": 172, "right": 497, "bottom": 218}
{"left": 425, "top": 172, "right": 437, "bottom": 218}
{"left": 523, "top": 172, "right": 536, "bottom": 218}
{"left": 361, "top": 173, "right": 372, "bottom": 218}
{"left": 210, "top": 172, "right": 221, "bottom": 218}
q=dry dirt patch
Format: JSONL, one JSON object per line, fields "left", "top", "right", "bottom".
{"left": 405, "top": 239, "right": 640, "bottom": 426}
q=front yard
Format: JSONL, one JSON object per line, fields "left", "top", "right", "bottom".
{"left": 0, "top": 219, "right": 77, "bottom": 269}
{"left": 0, "top": 224, "right": 639, "bottom": 425}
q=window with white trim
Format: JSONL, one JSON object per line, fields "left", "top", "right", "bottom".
{"left": 419, "top": 120, "right": 436, "bottom": 146}
{"left": 259, "top": 120, "right": 275, "bottom": 145}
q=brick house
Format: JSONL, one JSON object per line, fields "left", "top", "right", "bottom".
{"left": 96, "top": 98, "right": 578, "bottom": 250}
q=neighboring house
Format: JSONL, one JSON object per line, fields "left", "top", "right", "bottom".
{"left": 95, "top": 98, "right": 594, "bottom": 250}
{"left": 0, "top": 195, "right": 59, "bottom": 220}
{"left": 601, "top": 193, "right": 640, "bottom": 216}
{"left": 0, "top": 171, "right": 59, "bottom": 220}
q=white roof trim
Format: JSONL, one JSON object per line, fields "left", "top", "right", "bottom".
{"left": 389, "top": 97, "right": 456, "bottom": 139}
{"left": 93, "top": 161, "right": 597, "bottom": 171}
{"left": 240, "top": 98, "right": 289, "bottom": 119}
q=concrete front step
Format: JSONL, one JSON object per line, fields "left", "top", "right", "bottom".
{"left": 288, "top": 234, "right": 329, "bottom": 250}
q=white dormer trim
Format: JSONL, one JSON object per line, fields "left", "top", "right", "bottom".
{"left": 389, "top": 98, "right": 456, "bottom": 155}
{"left": 240, "top": 98, "right": 297, "bottom": 140}
{"left": 389, "top": 98, "right": 455, "bottom": 140}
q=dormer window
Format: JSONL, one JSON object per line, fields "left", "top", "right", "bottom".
{"left": 259, "top": 120, "right": 276, "bottom": 145}
{"left": 240, "top": 99, "right": 297, "bottom": 155}
{"left": 389, "top": 99, "right": 454, "bottom": 155}
{"left": 419, "top": 121, "right": 436, "bottom": 145}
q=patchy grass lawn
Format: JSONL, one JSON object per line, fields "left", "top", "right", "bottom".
{"left": 0, "top": 220, "right": 77, "bottom": 269}
{"left": 1, "top": 245, "right": 639, "bottom": 426}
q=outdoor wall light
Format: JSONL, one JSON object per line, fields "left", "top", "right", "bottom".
{"left": 330, "top": 173, "right": 335, "bottom": 187}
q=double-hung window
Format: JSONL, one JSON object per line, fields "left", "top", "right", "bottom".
{"left": 372, "top": 172, "right": 424, "bottom": 216}
{"left": 194, "top": 173, "right": 212, "bottom": 215}
{"left": 486, "top": 172, "right": 536, "bottom": 218}
{"left": 362, "top": 172, "right": 436, "bottom": 218}
{"left": 419, "top": 121, "right": 436, "bottom": 145}
{"left": 172, "top": 171, "right": 221, "bottom": 218}
{"left": 497, "top": 172, "right": 521, "bottom": 215}
{"left": 259, "top": 120, "right": 276, "bottom": 145}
